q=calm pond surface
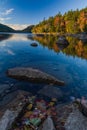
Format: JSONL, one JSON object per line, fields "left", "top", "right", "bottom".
{"left": 0, "top": 33, "right": 87, "bottom": 103}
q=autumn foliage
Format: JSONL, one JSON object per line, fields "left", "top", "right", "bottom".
{"left": 32, "top": 7, "right": 87, "bottom": 34}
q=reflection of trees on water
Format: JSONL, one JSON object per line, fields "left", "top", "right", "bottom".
{"left": 63, "top": 37, "right": 87, "bottom": 59}
{"left": 33, "top": 35, "right": 69, "bottom": 52}
{"left": 33, "top": 35, "right": 60, "bottom": 52}
{"left": 80, "top": 39, "right": 87, "bottom": 44}
{"left": 0, "top": 34, "right": 13, "bottom": 42}
{"left": 33, "top": 35, "right": 87, "bottom": 59}
{"left": 57, "top": 42, "right": 69, "bottom": 51}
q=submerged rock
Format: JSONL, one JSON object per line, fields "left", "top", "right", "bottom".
{"left": 0, "top": 84, "right": 11, "bottom": 96}
{"left": 38, "top": 85, "right": 63, "bottom": 98}
{"left": 7, "top": 67, "right": 64, "bottom": 86}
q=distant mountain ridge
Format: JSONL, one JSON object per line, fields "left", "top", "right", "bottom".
{"left": 0, "top": 23, "right": 34, "bottom": 33}
{"left": 22, "top": 25, "right": 34, "bottom": 33}
{"left": 0, "top": 23, "right": 15, "bottom": 32}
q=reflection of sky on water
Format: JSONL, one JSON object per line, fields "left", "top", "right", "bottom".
{"left": 5, "top": 34, "right": 30, "bottom": 41}
{"left": 0, "top": 33, "right": 87, "bottom": 102}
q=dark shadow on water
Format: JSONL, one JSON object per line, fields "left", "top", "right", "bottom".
{"left": 0, "top": 34, "right": 13, "bottom": 42}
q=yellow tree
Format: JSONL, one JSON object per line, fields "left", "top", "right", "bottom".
{"left": 78, "top": 11, "right": 87, "bottom": 32}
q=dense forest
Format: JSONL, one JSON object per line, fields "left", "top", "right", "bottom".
{"left": 22, "top": 25, "right": 34, "bottom": 33}
{"left": 32, "top": 7, "right": 87, "bottom": 34}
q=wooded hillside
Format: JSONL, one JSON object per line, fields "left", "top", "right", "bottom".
{"left": 32, "top": 7, "right": 87, "bottom": 34}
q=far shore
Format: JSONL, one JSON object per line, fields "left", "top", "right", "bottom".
{"left": 0, "top": 31, "right": 87, "bottom": 37}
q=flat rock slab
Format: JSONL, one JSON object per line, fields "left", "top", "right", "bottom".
{"left": 7, "top": 67, "right": 64, "bottom": 86}
{"left": 0, "top": 110, "right": 16, "bottom": 130}
{"left": 65, "top": 107, "right": 87, "bottom": 130}
{"left": 42, "top": 116, "right": 56, "bottom": 130}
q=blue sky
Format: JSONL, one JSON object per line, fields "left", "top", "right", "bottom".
{"left": 0, "top": 0, "right": 87, "bottom": 29}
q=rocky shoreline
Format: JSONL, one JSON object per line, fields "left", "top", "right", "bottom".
{"left": 1, "top": 93, "right": 72, "bottom": 130}
{"left": 1, "top": 67, "right": 87, "bottom": 130}
{"left": 1, "top": 88, "right": 87, "bottom": 130}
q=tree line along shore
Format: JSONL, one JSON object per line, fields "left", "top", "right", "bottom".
{"left": 32, "top": 7, "right": 87, "bottom": 34}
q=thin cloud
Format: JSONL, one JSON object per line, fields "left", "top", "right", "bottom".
{"left": 2, "top": 8, "right": 14, "bottom": 16}
{"left": 0, "top": 8, "right": 14, "bottom": 23}
{"left": 0, "top": 17, "right": 11, "bottom": 21}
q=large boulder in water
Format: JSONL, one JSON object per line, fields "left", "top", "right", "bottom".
{"left": 56, "top": 36, "right": 69, "bottom": 45}
{"left": 30, "top": 42, "right": 38, "bottom": 47}
{"left": 7, "top": 67, "right": 64, "bottom": 86}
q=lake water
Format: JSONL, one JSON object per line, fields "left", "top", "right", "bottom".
{"left": 0, "top": 33, "right": 87, "bottom": 104}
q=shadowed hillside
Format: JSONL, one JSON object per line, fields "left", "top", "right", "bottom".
{"left": 0, "top": 23, "right": 14, "bottom": 32}
{"left": 22, "top": 25, "right": 34, "bottom": 33}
